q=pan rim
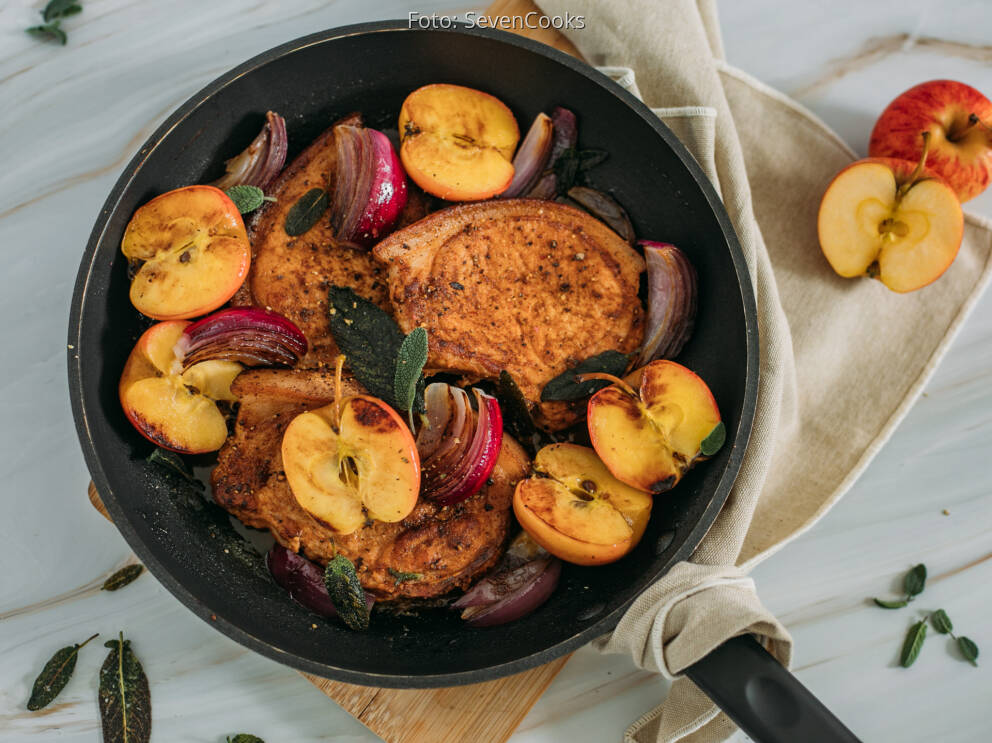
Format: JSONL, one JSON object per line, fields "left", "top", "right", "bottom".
{"left": 67, "top": 19, "right": 758, "bottom": 688}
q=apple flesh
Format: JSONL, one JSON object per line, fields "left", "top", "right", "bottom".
{"left": 119, "top": 320, "right": 242, "bottom": 453}
{"left": 869, "top": 79, "right": 992, "bottom": 203}
{"left": 513, "top": 443, "right": 652, "bottom": 566}
{"left": 399, "top": 84, "right": 519, "bottom": 201}
{"left": 586, "top": 360, "right": 721, "bottom": 494}
{"left": 281, "top": 396, "right": 420, "bottom": 535}
{"left": 122, "top": 185, "right": 251, "bottom": 320}
{"left": 818, "top": 153, "right": 963, "bottom": 293}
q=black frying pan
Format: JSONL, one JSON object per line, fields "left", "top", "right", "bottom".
{"left": 68, "top": 21, "right": 859, "bottom": 742}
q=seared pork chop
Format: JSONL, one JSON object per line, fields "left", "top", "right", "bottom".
{"left": 212, "top": 369, "right": 530, "bottom": 599}
{"left": 373, "top": 199, "right": 645, "bottom": 428}
{"left": 232, "top": 115, "right": 428, "bottom": 368}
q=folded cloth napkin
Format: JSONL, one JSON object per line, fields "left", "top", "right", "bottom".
{"left": 537, "top": 1, "right": 992, "bottom": 740}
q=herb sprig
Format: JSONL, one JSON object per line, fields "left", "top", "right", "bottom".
{"left": 26, "top": 633, "right": 98, "bottom": 710}
{"left": 872, "top": 564, "right": 980, "bottom": 667}
{"left": 26, "top": 0, "right": 82, "bottom": 46}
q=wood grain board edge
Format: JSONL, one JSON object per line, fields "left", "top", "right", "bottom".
{"left": 83, "top": 4, "right": 584, "bottom": 741}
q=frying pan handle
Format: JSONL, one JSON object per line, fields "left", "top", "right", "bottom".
{"left": 684, "top": 634, "right": 862, "bottom": 743}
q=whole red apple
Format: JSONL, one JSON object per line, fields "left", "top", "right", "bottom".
{"left": 869, "top": 79, "right": 992, "bottom": 202}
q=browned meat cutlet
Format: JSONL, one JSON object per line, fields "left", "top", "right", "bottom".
{"left": 373, "top": 199, "right": 645, "bottom": 430}
{"left": 211, "top": 368, "right": 530, "bottom": 600}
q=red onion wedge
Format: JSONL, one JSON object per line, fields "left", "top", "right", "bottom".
{"left": 177, "top": 307, "right": 308, "bottom": 369}
{"left": 418, "top": 384, "right": 503, "bottom": 506}
{"left": 331, "top": 125, "right": 408, "bottom": 246}
{"left": 212, "top": 111, "right": 288, "bottom": 191}
{"left": 267, "top": 544, "right": 373, "bottom": 618}
{"left": 526, "top": 106, "right": 578, "bottom": 199}
{"left": 566, "top": 186, "right": 636, "bottom": 245}
{"left": 501, "top": 113, "right": 553, "bottom": 198}
{"left": 636, "top": 241, "right": 698, "bottom": 365}
{"left": 454, "top": 557, "right": 561, "bottom": 626}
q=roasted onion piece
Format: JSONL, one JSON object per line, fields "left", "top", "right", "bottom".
{"left": 566, "top": 186, "right": 636, "bottom": 245}
{"left": 501, "top": 112, "right": 553, "bottom": 198}
{"left": 526, "top": 106, "right": 578, "bottom": 199}
{"left": 267, "top": 544, "right": 374, "bottom": 618}
{"left": 212, "top": 111, "right": 288, "bottom": 191}
{"left": 454, "top": 556, "right": 561, "bottom": 627}
{"left": 177, "top": 307, "right": 308, "bottom": 369}
{"left": 636, "top": 241, "right": 698, "bottom": 365}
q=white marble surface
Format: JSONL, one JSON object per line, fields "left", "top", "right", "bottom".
{"left": 1, "top": 1, "right": 991, "bottom": 741}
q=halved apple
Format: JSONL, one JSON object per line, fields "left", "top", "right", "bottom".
{"left": 399, "top": 84, "right": 519, "bottom": 201}
{"left": 122, "top": 185, "right": 251, "bottom": 319}
{"left": 119, "top": 320, "right": 242, "bottom": 453}
{"left": 586, "top": 360, "right": 721, "bottom": 494}
{"left": 818, "top": 136, "right": 964, "bottom": 293}
{"left": 281, "top": 396, "right": 420, "bottom": 535}
{"left": 513, "top": 444, "right": 652, "bottom": 566}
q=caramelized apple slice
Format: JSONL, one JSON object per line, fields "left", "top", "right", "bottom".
{"left": 119, "top": 320, "right": 242, "bottom": 453}
{"left": 122, "top": 185, "right": 251, "bottom": 319}
{"left": 281, "top": 396, "right": 420, "bottom": 535}
{"left": 586, "top": 360, "right": 721, "bottom": 494}
{"left": 399, "top": 84, "right": 519, "bottom": 201}
{"left": 513, "top": 444, "right": 652, "bottom": 566}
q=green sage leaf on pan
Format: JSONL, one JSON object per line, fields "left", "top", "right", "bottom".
{"left": 388, "top": 567, "right": 422, "bottom": 586}
{"left": 99, "top": 633, "right": 151, "bottom": 743}
{"left": 394, "top": 327, "right": 429, "bottom": 423}
{"left": 284, "top": 187, "right": 328, "bottom": 236}
{"left": 957, "top": 637, "right": 979, "bottom": 666}
{"left": 873, "top": 598, "right": 908, "bottom": 610}
{"left": 43, "top": 0, "right": 82, "bottom": 21}
{"left": 700, "top": 421, "right": 726, "bottom": 457}
{"left": 225, "top": 185, "right": 266, "bottom": 215}
{"left": 930, "top": 609, "right": 953, "bottom": 634}
{"left": 102, "top": 564, "right": 144, "bottom": 592}
{"left": 26, "top": 633, "right": 98, "bottom": 711}
{"left": 227, "top": 736, "right": 265, "bottom": 743}
{"left": 147, "top": 447, "right": 203, "bottom": 489}
{"left": 904, "top": 563, "right": 927, "bottom": 598}
{"left": 25, "top": 23, "right": 67, "bottom": 45}
{"left": 900, "top": 621, "right": 927, "bottom": 668}
{"left": 553, "top": 148, "right": 609, "bottom": 194}
{"left": 540, "top": 350, "right": 630, "bottom": 402}
{"left": 324, "top": 555, "right": 370, "bottom": 631}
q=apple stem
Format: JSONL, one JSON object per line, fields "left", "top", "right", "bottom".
{"left": 969, "top": 113, "right": 992, "bottom": 134}
{"left": 896, "top": 131, "right": 931, "bottom": 201}
{"left": 575, "top": 371, "right": 637, "bottom": 397}
{"left": 332, "top": 354, "right": 345, "bottom": 432}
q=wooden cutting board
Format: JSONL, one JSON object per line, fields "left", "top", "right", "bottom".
{"left": 89, "top": 7, "right": 589, "bottom": 741}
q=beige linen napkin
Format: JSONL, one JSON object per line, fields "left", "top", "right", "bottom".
{"left": 538, "top": 1, "right": 992, "bottom": 741}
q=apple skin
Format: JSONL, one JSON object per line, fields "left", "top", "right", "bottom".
{"left": 869, "top": 80, "right": 992, "bottom": 203}
{"left": 119, "top": 320, "right": 242, "bottom": 454}
{"left": 817, "top": 156, "right": 963, "bottom": 293}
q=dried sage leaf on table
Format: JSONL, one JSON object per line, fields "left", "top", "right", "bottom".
{"left": 26, "top": 633, "right": 98, "bottom": 710}
{"left": 957, "top": 637, "right": 979, "bottom": 666}
{"left": 540, "top": 351, "right": 630, "bottom": 402}
{"left": 930, "top": 609, "right": 953, "bottom": 634}
{"left": 900, "top": 621, "right": 927, "bottom": 668}
{"left": 904, "top": 563, "right": 927, "bottom": 598}
{"left": 324, "top": 555, "right": 370, "bottom": 631}
{"left": 102, "top": 564, "right": 144, "bottom": 592}
{"left": 284, "top": 188, "right": 328, "bottom": 236}
{"left": 873, "top": 598, "right": 908, "bottom": 609}
{"left": 99, "top": 633, "right": 151, "bottom": 743}
{"left": 227, "top": 736, "right": 265, "bottom": 743}
{"left": 43, "top": 0, "right": 82, "bottom": 21}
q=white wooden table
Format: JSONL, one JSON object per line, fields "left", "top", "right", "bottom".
{"left": 1, "top": 1, "right": 990, "bottom": 741}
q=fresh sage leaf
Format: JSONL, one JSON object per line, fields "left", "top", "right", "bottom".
{"left": 328, "top": 286, "right": 405, "bottom": 407}
{"left": 930, "top": 609, "right": 953, "bottom": 634}
{"left": 26, "top": 22, "right": 66, "bottom": 45}
{"left": 394, "top": 327, "right": 428, "bottom": 418}
{"left": 873, "top": 598, "right": 908, "bottom": 610}
{"left": 498, "top": 370, "right": 538, "bottom": 445}
{"left": 540, "top": 351, "right": 630, "bottom": 402}
{"left": 957, "top": 636, "right": 979, "bottom": 666}
{"left": 43, "top": 0, "right": 82, "bottom": 21}
{"left": 388, "top": 567, "right": 423, "bottom": 586}
{"left": 102, "top": 564, "right": 144, "bottom": 592}
{"left": 26, "top": 633, "right": 98, "bottom": 711}
{"left": 227, "top": 736, "right": 265, "bottom": 743}
{"left": 284, "top": 187, "right": 328, "bottom": 236}
{"left": 99, "top": 633, "right": 151, "bottom": 743}
{"left": 147, "top": 447, "right": 203, "bottom": 489}
{"left": 900, "top": 621, "right": 927, "bottom": 668}
{"left": 324, "top": 555, "right": 370, "bottom": 631}
{"left": 700, "top": 421, "right": 726, "bottom": 457}
{"left": 904, "top": 564, "right": 927, "bottom": 598}
{"left": 225, "top": 185, "right": 266, "bottom": 215}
